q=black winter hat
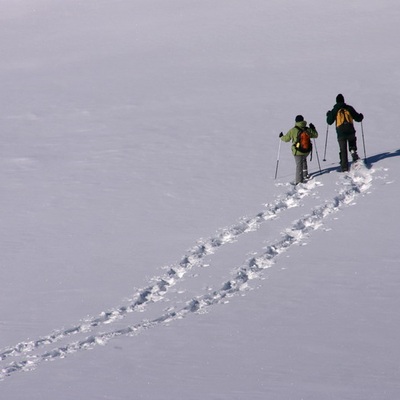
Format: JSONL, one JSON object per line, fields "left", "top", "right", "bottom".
{"left": 336, "top": 94, "right": 345, "bottom": 103}
{"left": 295, "top": 115, "right": 304, "bottom": 122}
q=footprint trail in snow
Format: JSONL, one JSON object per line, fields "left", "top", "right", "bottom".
{"left": 0, "top": 161, "right": 374, "bottom": 379}
{"left": 0, "top": 178, "right": 317, "bottom": 364}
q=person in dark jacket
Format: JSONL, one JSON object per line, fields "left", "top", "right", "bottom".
{"left": 326, "top": 94, "right": 364, "bottom": 172}
{"left": 279, "top": 115, "right": 318, "bottom": 184}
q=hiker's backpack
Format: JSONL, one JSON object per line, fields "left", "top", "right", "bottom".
{"left": 294, "top": 128, "right": 312, "bottom": 154}
{"left": 336, "top": 108, "right": 355, "bottom": 134}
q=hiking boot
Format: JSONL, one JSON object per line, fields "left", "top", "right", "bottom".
{"left": 340, "top": 162, "right": 349, "bottom": 172}
{"left": 350, "top": 150, "right": 359, "bottom": 161}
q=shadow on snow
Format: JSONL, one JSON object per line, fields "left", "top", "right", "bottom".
{"left": 311, "top": 148, "right": 400, "bottom": 178}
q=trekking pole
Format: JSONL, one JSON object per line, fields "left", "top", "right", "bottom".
{"left": 274, "top": 137, "right": 282, "bottom": 180}
{"left": 313, "top": 138, "right": 322, "bottom": 174}
{"left": 361, "top": 121, "right": 367, "bottom": 161}
{"left": 323, "top": 124, "right": 329, "bottom": 161}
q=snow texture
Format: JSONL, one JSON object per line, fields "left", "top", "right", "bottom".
{"left": 1, "top": 0, "right": 400, "bottom": 399}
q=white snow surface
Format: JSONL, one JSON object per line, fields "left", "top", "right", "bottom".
{"left": 1, "top": 0, "right": 400, "bottom": 398}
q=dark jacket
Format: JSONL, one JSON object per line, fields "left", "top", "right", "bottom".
{"left": 326, "top": 102, "right": 363, "bottom": 138}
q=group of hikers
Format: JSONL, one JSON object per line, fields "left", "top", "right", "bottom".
{"left": 279, "top": 94, "right": 364, "bottom": 184}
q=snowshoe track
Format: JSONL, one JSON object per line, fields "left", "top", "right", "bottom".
{"left": 0, "top": 162, "right": 373, "bottom": 379}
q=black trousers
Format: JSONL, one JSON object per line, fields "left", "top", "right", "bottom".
{"left": 338, "top": 134, "right": 357, "bottom": 172}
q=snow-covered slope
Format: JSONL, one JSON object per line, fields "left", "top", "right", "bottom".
{"left": 1, "top": 1, "right": 399, "bottom": 399}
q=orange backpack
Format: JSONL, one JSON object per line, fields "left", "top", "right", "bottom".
{"left": 294, "top": 128, "right": 312, "bottom": 154}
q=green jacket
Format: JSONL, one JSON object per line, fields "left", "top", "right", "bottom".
{"left": 280, "top": 120, "right": 318, "bottom": 156}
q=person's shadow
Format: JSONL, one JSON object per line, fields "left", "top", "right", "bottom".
{"left": 312, "top": 149, "right": 400, "bottom": 177}
{"left": 365, "top": 149, "right": 400, "bottom": 166}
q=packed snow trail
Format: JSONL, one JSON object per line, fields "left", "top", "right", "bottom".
{"left": 0, "top": 179, "right": 319, "bottom": 363}
{"left": 0, "top": 161, "right": 373, "bottom": 380}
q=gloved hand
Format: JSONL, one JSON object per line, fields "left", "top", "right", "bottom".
{"left": 309, "top": 123, "right": 315, "bottom": 130}
{"left": 326, "top": 111, "right": 330, "bottom": 116}
{"left": 359, "top": 113, "right": 364, "bottom": 121}
{"left": 279, "top": 132, "right": 283, "bottom": 138}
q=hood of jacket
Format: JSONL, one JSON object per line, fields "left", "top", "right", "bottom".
{"left": 295, "top": 120, "right": 307, "bottom": 129}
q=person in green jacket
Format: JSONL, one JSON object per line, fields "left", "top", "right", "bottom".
{"left": 279, "top": 115, "right": 318, "bottom": 184}
{"left": 326, "top": 94, "right": 364, "bottom": 172}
